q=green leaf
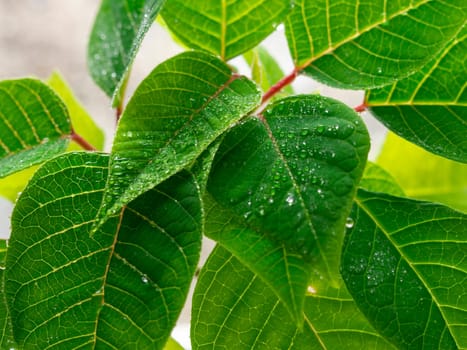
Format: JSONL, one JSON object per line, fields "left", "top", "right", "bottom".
{"left": 377, "top": 132, "right": 467, "bottom": 213}
{"left": 164, "top": 337, "right": 184, "bottom": 350}
{"left": 1, "top": 239, "right": 17, "bottom": 350}
{"left": 285, "top": 0, "right": 466, "bottom": 89}
{"left": 206, "top": 95, "right": 369, "bottom": 319}
{"left": 192, "top": 245, "right": 396, "bottom": 349}
{"left": 366, "top": 26, "right": 467, "bottom": 162}
{"left": 88, "top": 0, "right": 166, "bottom": 104}
{"left": 360, "top": 161, "right": 405, "bottom": 197}
{"left": 6, "top": 152, "right": 202, "bottom": 349}
{"left": 342, "top": 189, "right": 467, "bottom": 349}
{"left": 243, "top": 46, "right": 294, "bottom": 96}
{"left": 48, "top": 71, "right": 105, "bottom": 151}
{"left": 96, "top": 51, "right": 260, "bottom": 227}
{"left": 161, "top": 0, "right": 292, "bottom": 60}
{"left": 0, "top": 79, "right": 71, "bottom": 178}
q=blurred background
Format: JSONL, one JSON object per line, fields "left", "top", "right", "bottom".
{"left": 0, "top": 2, "right": 387, "bottom": 347}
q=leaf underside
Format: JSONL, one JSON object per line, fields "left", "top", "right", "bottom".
{"left": 286, "top": 0, "right": 467, "bottom": 89}
{"left": 5, "top": 152, "right": 202, "bottom": 349}
{"left": 192, "top": 245, "right": 397, "bottom": 350}
{"left": 342, "top": 189, "right": 467, "bottom": 349}
{"left": 162, "top": 0, "right": 292, "bottom": 60}
{"left": 367, "top": 26, "right": 467, "bottom": 163}
{"left": 0, "top": 79, "right": 71, "bottom": 178}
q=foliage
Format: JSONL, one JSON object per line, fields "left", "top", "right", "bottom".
{"left": 1, "top": 1, "right": 466, "bottom": 349}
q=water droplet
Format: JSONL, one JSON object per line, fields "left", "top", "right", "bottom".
{"left": 141, "top": 275, "right": 149, "bottom": 284}
{"left": 376, "top": 66, "right": 383, "bottom": 74}
{"left": 345, "top": 217, "right": 354, "bottom": 228}
{"left": 307, "top": 286, "right": 317, "bottom": 294}
{"left": 286, "top": 193, "right": 295, "bottom": 206}
{"left": 301, "top": 129, "right": 309, "bottom": 136}
{"left": 315, "top": 125, "right": 325, "bottom": 134}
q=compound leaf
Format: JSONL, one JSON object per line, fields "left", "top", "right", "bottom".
{"left": 6, "top": 152, "right": 202, "bottom": 349}
{"left": 96, "top": 51, "right": 260, "bottom": 227}
{"left": 162, "top": 0, "right": 292, "bottom": 60}
{"left": 206, "top": 95, "right": 369, "bottom": 320}
{"left": 286, "top": 0, "right": 466, "bottom": 89}
{"left": 342, "top": 189, "right": 467, "bottom": 349}
{"left": 0, "top": 79, "right": 71, "bottom": 178}
{"left": 192, "top": 246, "right": 396, "bottom": 349}
{"left": 366, "top": 26, "right": 467, "bottom": 162}
{"left": 88, "top": 0, "right": 166, "bottom": 104}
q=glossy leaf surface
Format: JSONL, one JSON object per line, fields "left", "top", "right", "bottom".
{"left": 192, "top": 246, "right": 396, "bottom": 349}
{"left": 286, "top": 0, "right": 466, "bottom": 89}
{"left": 48, "top": 72, "right": 105, "bottom": 151}
{"left": 88, "top": 0, "right": 166, "bottom": 103}
{"left": 162, "top": 0, "right": 292, "bottom": 60}
{"left": 367, "top": 26, "right": 467, "bottom": 162}
{"left": 206, "top": 95, "right": 369, "bottom": 319}
{"left": 97, "top": 51, "right": 260, "bottom": 225}
{"left": 0, "top": 79, "right": 70, "bottom": 178}
{"left": 6, "top": 152, "right": 202, "bottom": 349}
{"left": 342, "top": 189, "right": 467, "bottom": 349}
{"left": 378, "top": 132, "right": 467, "bottom": 212}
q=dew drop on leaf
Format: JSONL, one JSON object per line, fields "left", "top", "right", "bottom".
{"left": 141, "top": 275, "right": 149, "bottom": 284}
{"left": 345, "top": 217, "right": 354, "bottom": 228}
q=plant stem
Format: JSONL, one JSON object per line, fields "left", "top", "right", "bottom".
{"left": 354, "top": 103, "right": 367, "bottom": 112}
{"left": 261, "top": 67, "right": 299, "bottom": 104}
{"left": 71, "top": 128, "right": 96, "bottom": 151}
{"left": 116, "top": 104, "right": 123, "bottom": 121}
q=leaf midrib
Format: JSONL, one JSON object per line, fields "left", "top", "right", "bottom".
{"left": 355, "top": 195, "right": 457, "bottom": 347}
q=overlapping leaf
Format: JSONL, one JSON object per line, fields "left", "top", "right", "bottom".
{"left": 0, "top": 79, "right": 71, "bottom": 178}
{"left": 243, "top": 46, "right": 294, "bottom": 96}
{"left": 360, "top": 161, "right": 405, "bottom": 197}
{"left": 192, "top": 246, "right": 396, "bottom": 349}
{"left": 48, "top": 71, "right": 105, "bottom": 151}
{"left": 286, "top": 0, "right": 466, "bottom": 89}
{"left": 162, "top": 0, "right": 292, "bottom": 60}
{"left": 88, "top": 0, "right": 166, "bottom": 104}
{"left": 0, "top": 239, "right": 17, "bottom": 350}
{"left": 378, "top": 132, "right": 467, "bottom": 212}
{"left": 96, "top": 51, "right": 260, "bottom": 226}
{"left": 366, "top": 26, "right": 467, "bottom": 162}
{"left": 206, "top": 95, "right": 369, "bottom": 320}
{"left": 5, "top": 152, "right": 202, "bottom": 349}
{"left": 342, "top": 189, "right": 467, "bottom": 349}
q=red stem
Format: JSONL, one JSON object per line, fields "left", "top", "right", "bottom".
{"left": 261, "top": 67, "right": 299, "bottom": 104}
{"left": 116, "top": 104, "right": 123, "bottom": 122}
{"left": 71, "top": 128, "right": 96, "bottom": 151}
{"left": 354, "top": 102, "right": 367, "bottom": 112}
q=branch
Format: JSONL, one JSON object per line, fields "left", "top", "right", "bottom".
{"left": 261, "top": 68, "right": 299, "bottom": 104}
{"left": 70, "top": 128, "right": 96, "bottom": 151}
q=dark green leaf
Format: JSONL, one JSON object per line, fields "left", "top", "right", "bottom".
{"left": 377, "top": 132, "right": 467, "bottom": 213}
{"left": 243, "top": 46, "right": 294, "bottom": 96}
{"left": 0, "top": 79, "right": 71, "bottom": 178}
{"left": 206, "top": 95, "right": 369, "bottom": 319}
{"left": 342, "top": 189, "right": 467, "bottom": 349}
{"left": 360, "top": 161, "right": 405, "bottom": 197}
{"left": 6, "top": 152, "right": 202, "bottom": 349}
{"left": 96, "top": 51, "right": 260, "bottom": 227}
{"left": 1, "top": 239, "right": 17, "bottom": 350}
{"left": 192, "top": 246, "right": 396, "bottom": 349}
{"left": 162, "top": 0, "right": 292, "bottom": 60}
{"left": 88, "top": 0, "right": 166, "bottom": 104}
{"left": 286, "top": 0, "right": 466, "bottom": 89}
{"left": 366, "top": 26, "right": 467, "bottom": 162}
